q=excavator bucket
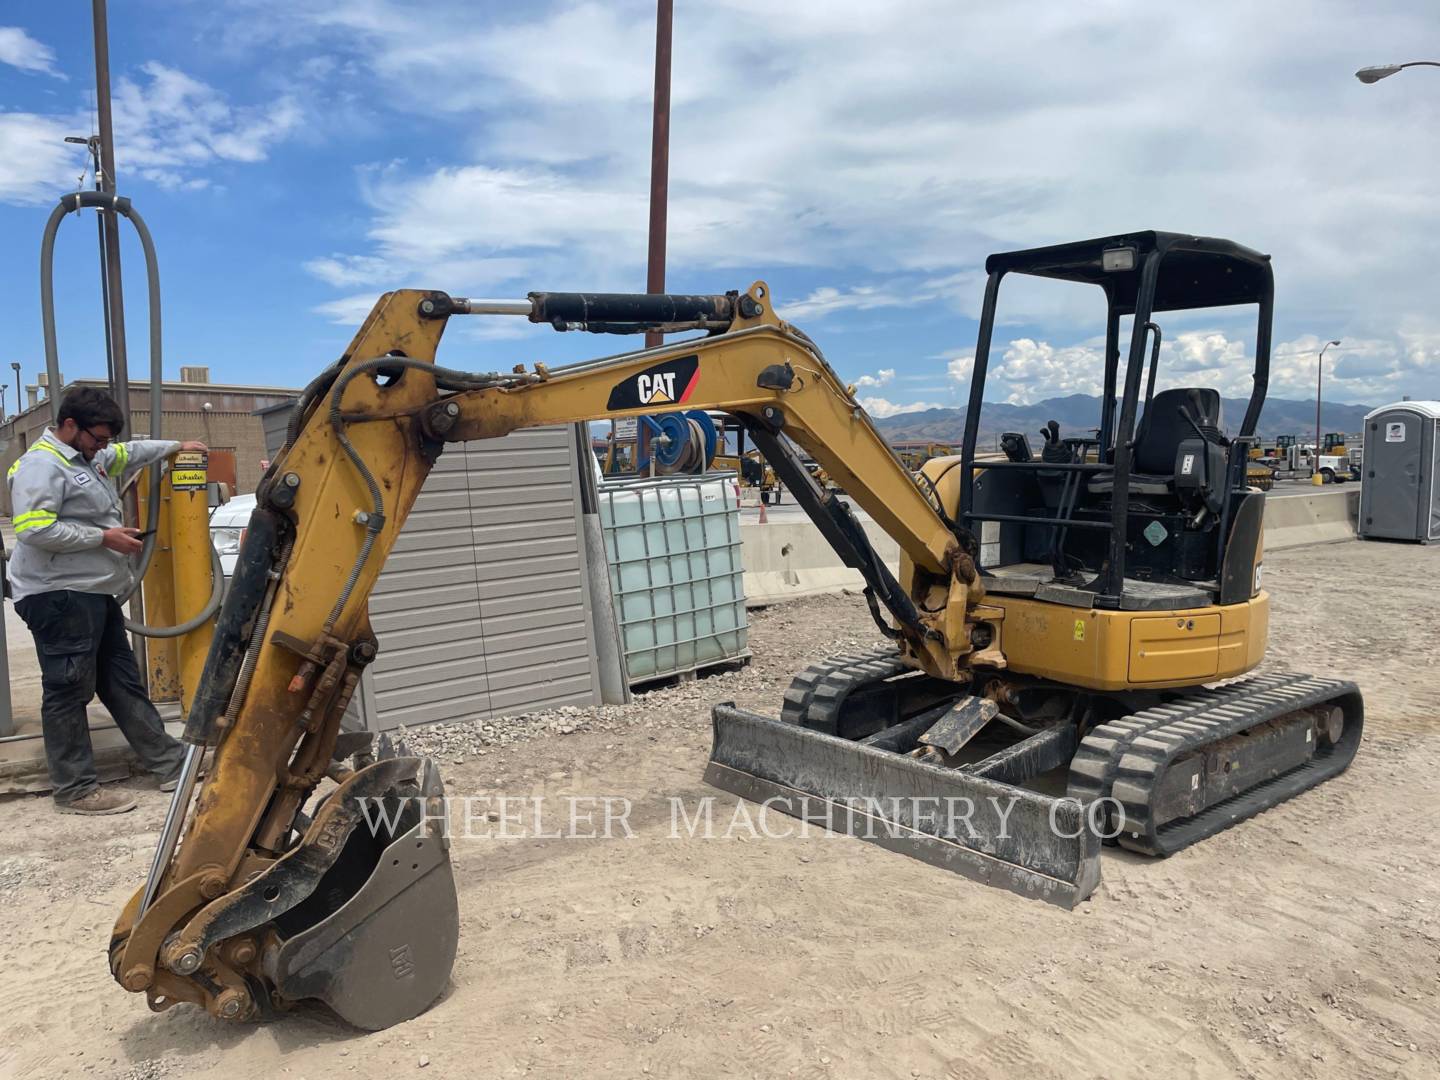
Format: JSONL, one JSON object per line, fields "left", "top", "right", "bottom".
{"left": 131, "top": 750, "right": 461, "bottom": 1030}
{"left": 704, "top": 705, "right": 1102, "bottom": 909}
{"left": 268, "top": 753, "right": 459, "bottom": 1029}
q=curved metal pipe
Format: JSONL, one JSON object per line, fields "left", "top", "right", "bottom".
{"left": 40, "top": 191, "right": 223, "bottom": 635}
{"left": 41, "top": 191, "right": 166, "bottom": 588}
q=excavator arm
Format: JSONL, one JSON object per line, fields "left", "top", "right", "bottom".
{"left": 109, "top": 283, "right": 998, "bottom": 1029}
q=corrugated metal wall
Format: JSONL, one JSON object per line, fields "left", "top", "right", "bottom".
{"left": 355, "top": 427, "right": 603, "bottom": 730}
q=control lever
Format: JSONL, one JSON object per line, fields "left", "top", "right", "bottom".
{"left": 1178, "top": 389, "right": 1230, "bottom": 448}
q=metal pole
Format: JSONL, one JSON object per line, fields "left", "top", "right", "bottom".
{"left": 10, "top": 363, "right": 20, "bottom": 421}
{"left": 1314, "top": 340, "right": 1339, "bottom": 482}
{"left": 92, "top": 0, "right": 131, "bottom": 427}
{"left": 644, "top": 0, "right": 673, "bottom": 350}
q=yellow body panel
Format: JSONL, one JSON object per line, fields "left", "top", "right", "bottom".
{"left": 909, "top": 453, "right": 1269, "bottom": 692}
{"left": 978, "top": 593, "right": 1268, "bottom": 691}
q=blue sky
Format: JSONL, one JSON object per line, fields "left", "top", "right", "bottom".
{"left": 1, "top": 1, "right": 1437, "bottom": 418}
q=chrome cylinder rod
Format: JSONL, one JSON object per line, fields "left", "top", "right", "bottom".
{"left": 451, "top": 298, "right": 534, "bottom": 316}
{"left": 139, "top": 742, "right": 204, "bottom": 914}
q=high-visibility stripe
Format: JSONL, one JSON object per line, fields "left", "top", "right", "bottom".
{"left": 29, "top": 443, "right": 76, "bottom": 468}
{"left": 113, "top": 443, "right": 130, "bottom": 474}
{"left": 14, "top": 511, "right": 58, "bottom": 533}
{"left": 7, "top": 441, "right": 77, "bottom": 480}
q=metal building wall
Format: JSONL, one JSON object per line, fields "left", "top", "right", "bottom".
{"left": 355, "top": 426, "right": 604, "bottom": 730}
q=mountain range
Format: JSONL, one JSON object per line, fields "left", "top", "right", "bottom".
{"left": 874, "top": 394, "right": 1374, "bottom": 445}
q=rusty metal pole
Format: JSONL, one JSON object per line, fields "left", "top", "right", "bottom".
{"left": 92, "top": 0, "right": 131, "bottom": 426}
{"left": 644, "top": 0, "right": 673, "bottom": 351}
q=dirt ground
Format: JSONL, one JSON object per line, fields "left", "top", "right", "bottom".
{"left": 1, "top": 538, "right": 1437, "bottom": 1080}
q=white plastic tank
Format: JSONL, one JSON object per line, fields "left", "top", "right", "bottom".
{"left": 597, "top": 472, "right": 749, "bottom": 683}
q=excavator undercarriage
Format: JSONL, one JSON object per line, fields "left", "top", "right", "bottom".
{"left": 705, "top": 650, "right": 1361, "bottom": 906}
{"left": 109, "top": 230, "right": 1362, "bottom": 1030}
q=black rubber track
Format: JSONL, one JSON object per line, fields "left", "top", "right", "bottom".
{"left": 1070, "top": 674, "right": 1363, "bottom": 856}
{"left": 778, "top": 648, "right": 902, "bottom": 728}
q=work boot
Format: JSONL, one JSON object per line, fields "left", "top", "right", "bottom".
{"left": 158, "top": 763, "right": 205, "bottom": 792}
{"left": 56, "top": 789, "right": 137, "bottom": 816}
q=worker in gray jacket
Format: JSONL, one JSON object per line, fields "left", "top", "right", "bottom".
{"left": 7, "top": 387, "right": 207, "bottom": 815}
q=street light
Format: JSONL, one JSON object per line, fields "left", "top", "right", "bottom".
{"left": 1356, "top": 61, "right": 1440, "bottom": 84}
{"left": 10, "top": 362, "right": 20, "bottom": 418}
{"left": 1314, "top": 340, "right": 1341, "bottom": 484}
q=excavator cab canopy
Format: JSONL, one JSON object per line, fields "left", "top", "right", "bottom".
{"left": 960, "top": 231, "right": 1274, "bottom": 603}
{"left": 984, "top": 230, "right": 1274, "bottom": 314}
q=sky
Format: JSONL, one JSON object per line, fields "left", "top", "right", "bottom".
{"left": 1, "top": 1, "right": 1437, "bottom": 421}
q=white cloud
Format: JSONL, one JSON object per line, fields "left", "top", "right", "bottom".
{"left": 782, "top": 286, "right": 912, "bottom": 321}
{"left": 989, "top": 339, "right": 1107, "bottom": 404}
{"left": 222, "top": 0, "right": 1440, "bottom": 397}
{"left": 0, "top": 61, "right": 302, "bottom": 206}
{"left": 853, "top": 368, "right": 894, "bottom": 389}
{"left": 859, "top": 396, "right": 943, "bottom": 418}
{"left": 0, "top": 26, "right": 64, "bottom": 78}
{"left": 944, "top": 352, "right": 975, "bottom": 385}
{"left": 311, "top": 293, "right": 382, "bottom": 326}
{"left": 303, "top": 255, "right": 394, "bottom": 289}
{"left": 935, "top": 329, "right": 1422, "bottom": 409}
{"left": 111, "top": 63, "right": 301, "bottom": 185}
{"left": 0, "top": 112, "right": 82, "bottom": 203}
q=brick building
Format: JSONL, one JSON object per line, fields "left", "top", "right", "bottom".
{"left": 0, "top": 368, "right": 299, "bottom": 515}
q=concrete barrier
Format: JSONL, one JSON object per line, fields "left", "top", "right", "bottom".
{"left": 1262, "top": 488, "right": 1357, "bottom": 551}
{"left": 742, "top": 520, "right": 899, "bottom": 606}
{"left": 741, "top": 488, "right": 1357, "bottom": 606}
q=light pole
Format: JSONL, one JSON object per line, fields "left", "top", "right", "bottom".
{"left": 10, "top": 362, "right": 20, "bottom": 418}
{"left": 1314, "top": 340, "right": 1341, "bottom": 483}
{"left": 1356, "top": 61, "right": 1440, "bottom": 84}
{"left": 644, "top": 0, "right": 673, "bottom": 351}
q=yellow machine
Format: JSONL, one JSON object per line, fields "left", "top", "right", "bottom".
{"left": 112, "top": 235, "right": 1362, "bottom": 1031}
{"left": 712, "top": 415, "right": 783, "bottom": 501}
{"left": 893, "top": 440, "right": 957, "bottom": 471}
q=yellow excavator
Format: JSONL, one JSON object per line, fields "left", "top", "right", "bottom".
{"left": 111, "top": 231, "right": 1361, "bottom": 1030}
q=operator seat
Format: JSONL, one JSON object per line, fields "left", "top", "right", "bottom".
{"left": 1089, "top": 387, "right": 1222, "bottom": 495}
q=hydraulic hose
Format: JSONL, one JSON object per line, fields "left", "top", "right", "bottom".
{"left": 124, "top": 543, "right": 225, "bottom": 638}
{"left": 321, "top": 355, "right": 526, "bottom": 634}
{"left": 40, "top": 190, "right": 224, "bottom": 635}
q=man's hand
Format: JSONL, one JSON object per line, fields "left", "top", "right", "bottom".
{"left": 178, "top": 441, "right": 208, "bottom": 453}
{"left": 101, "top": 527, "right": 145, "bottom": 555}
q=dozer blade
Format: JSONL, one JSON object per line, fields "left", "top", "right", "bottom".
{"left": 705, "top": 704, "right": 1102, "bottom": 909}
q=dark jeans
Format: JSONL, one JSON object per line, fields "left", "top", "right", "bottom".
{"left": 15, "top": 590, "right": 185, "bottom": 805}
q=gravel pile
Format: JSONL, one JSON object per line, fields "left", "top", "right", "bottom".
{"left": 396, "top": 595, "right": 889, "bottom": 766}
{"left": 399, "top": 662, "right": 768, "bottom": 764}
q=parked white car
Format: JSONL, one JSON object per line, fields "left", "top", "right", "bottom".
{"left": 209, "top": 493, "right": 257, "bottom": 577}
